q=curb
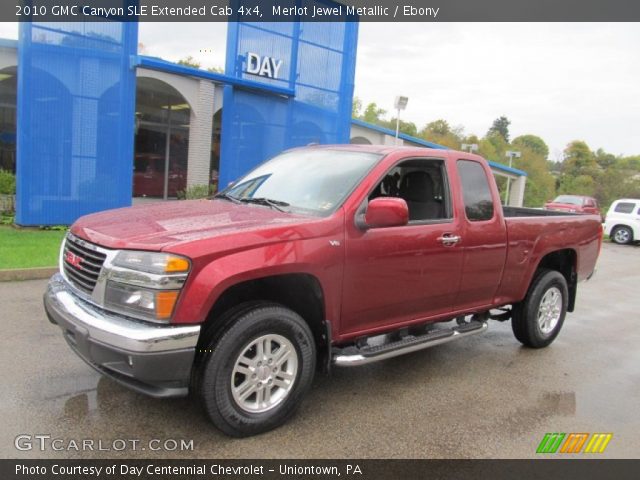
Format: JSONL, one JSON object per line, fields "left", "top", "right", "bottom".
{"left": 0, "top": 267, "right": 57, "bottom": 282}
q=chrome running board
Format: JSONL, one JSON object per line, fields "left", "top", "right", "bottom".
{"left": 332, "top": 321, "right": 488, "bottom": 367}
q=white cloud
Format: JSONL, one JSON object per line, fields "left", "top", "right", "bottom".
{"left": 139, "top": 23, "right": 227, "bottom": 70}
{"left": 355, "top": 23, "right": 640, "bottom": 157}
{"left": 0, "top": 22, "right": 18, "bottom": 39}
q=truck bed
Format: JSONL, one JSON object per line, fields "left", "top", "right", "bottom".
{"left": 503, "top": 206, "right": 579, "bottom": 218}
{"left": 496, "top": 209, "right": 602, "bottom": 305}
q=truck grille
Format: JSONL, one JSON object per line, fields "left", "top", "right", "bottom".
{"left": 62, "top": 235, "right": 106, "bottom": 294}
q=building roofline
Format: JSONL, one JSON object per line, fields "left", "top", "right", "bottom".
{"left": 0, "top": 38, "right": 18, "bottom": 49}
{"left": 486, "top": 160, "right": 528, "bottom": 177}
{"left": 135, "top": 55, "right": 295, "bottom": 98}
{"left": 351, "top": 118, "right": 446, "bottom": 150}
{"left": 351, "top": 118, "right": 527, "bottom": 177}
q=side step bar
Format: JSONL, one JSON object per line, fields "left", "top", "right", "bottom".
{"left": 332, "top": 321, "right": 488, "bottom": 367}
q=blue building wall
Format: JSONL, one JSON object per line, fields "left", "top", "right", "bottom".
{"left": 15, "top": 11, "right": 358, "bottom": 224}
{"left": 220, "top": 4, "right": 358, "bottom": 187}
{"left": 16, "top": 20, "right": 138, "bottom": 226}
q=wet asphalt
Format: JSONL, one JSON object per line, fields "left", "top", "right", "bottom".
{"left": 1, "top": 242, "right": 639, "bottom": 459}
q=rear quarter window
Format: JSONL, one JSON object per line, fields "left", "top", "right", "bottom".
{"left": 614, "top": 202, "right": 636, "bottom": 214}
{"left": 457, "top": 160, "right": 494, "bottom": 221}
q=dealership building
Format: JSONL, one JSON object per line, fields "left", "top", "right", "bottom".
{"left": 0, "top": 18, "right": 526, "bottom": 226}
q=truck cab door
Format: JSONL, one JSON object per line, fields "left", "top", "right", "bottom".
{"left": 340, "top": 157, "right": 464, "bottom": 337}
{"left": 453, "top": 159, "right": 507, "bottom": 311}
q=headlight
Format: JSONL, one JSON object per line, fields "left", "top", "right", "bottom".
{"left": 105, "top": 251, "right": 191, "bottom": 323}
{"left": 113, "top": 251, "right": 190, "bottom": 274}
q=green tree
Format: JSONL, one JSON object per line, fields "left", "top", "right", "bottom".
{"left": 485, "top": 131, "right": 509, "bottom": 161}
{"left": 562, "top": 140, "right": 598, "bottom": 177}
{"left": 487, "top": 116, "right": 511, "bottom": 142}
{"left": 559, "top": 174, "right": 597, "bottom": 197}
{"left": 177, "top": 56, "right": 201, "bottom": 69}
{"left": 419, "top": 119, "right": 463, "bottom": 149}
{"left": 352, "top": 96, "right": 363, "bottom": 118}
{"left": 361, "top": 102, "right": 386, "bottom": 124}
{"left": 463, "top": 134, "right": 480, "bottom": 146}
{"left": 423, "top": 119, "right": 451, "bottom": 136}
{"left": 619, "top": 155, "right": 640, "bottom": 171}
{"left": 509, "top": 141, "right": 556, "bottom": 207}
{"left": 512, "top": 134, "right": 549, "bottom": 159}
{"left": 386, "top": 118, "right": 418, "bottom": 137}
{"left": 594, "top": 148, "right": 617, "bottom": 169}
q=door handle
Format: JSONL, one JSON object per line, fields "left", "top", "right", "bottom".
{"left": 437, "top": 234, "right": 461, "bottom": 246}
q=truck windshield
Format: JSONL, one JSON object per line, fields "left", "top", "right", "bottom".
{"left": 553, "top": 195, "right": 583, "bottom": 206}
{"left": 220, "top": 149, "right": 382, "bottom": 216}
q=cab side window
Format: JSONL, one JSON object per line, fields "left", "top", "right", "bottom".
{"left": 457, "top": 160, "right": 494, "bottom": 221}
{"left": 369, "top": 159, "right": 450, "bottom": 222}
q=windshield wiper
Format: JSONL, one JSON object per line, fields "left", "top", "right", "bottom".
{"left": 239, "top": 197, "right": 290, "bottom": 212}
{"left": 214, "top": 192, "right": 242, "bottom": 204}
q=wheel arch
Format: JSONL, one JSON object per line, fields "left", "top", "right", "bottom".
{"left": 534, "top": 249, "right": 577, "bottom": 312}
{"left": 611, "top": 223, "right": 635, "bottom": 241}
{"left": 200, "top": 273, "right": 328, "bottom": 352}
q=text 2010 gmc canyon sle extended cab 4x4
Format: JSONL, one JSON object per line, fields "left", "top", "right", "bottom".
{"left": 44, "top": 145, "right": 602, "bottom": 437}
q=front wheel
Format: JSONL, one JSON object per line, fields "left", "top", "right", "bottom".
{"left": 612, "top": 226, "right": 633, "bottom": 245}
{"left": 195, "top": 303, "right": 316, "bottom": 437}
{"left": 511, "top": 269, "right": 568, "bottom": 348}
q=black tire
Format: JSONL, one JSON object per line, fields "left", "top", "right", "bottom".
{"left": 611, "top": 226, "right": 633, "bottom": 245}
{"left": 195, "top": 302, "right": 316, "bottom": 437}
{"left": 511, "top": 269, "right": 568, "bottom": 348}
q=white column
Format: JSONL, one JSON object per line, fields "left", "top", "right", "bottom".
{"left": 186, "top": 79, "right": 215, "bottom": 187}
{"left": 508, "top": 175, "right": 526, "bottom": 207}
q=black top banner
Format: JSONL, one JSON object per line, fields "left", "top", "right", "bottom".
{"left": 6, "top": 0, "right": 640, "bottom": 22}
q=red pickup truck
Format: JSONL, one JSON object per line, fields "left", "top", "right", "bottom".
{"left": 544, "top": 194, "right": 601, "bottom": 218}
{"left": 45, "top": 145, "right": 602, "bottom": 437}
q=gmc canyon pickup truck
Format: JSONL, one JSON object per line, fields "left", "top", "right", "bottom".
{"left": 45, "top": 145, "right": 602, "bottom": 437}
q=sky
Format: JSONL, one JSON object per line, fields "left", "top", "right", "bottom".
{"left": 1, "top": 22, "right": 638, "bottom": 159}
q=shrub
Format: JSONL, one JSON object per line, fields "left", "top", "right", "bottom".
{"left": 0, "top": 169, "right": 16, "bottom": 195}
{"left": 177, "top": 184, "right": 213, "bottom": 200}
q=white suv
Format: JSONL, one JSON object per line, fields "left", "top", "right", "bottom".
{"left": 604, "top": 199, "right": 640, "bottom": 244}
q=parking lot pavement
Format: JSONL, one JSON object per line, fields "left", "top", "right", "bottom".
{"left": 1, "top": 242, "right": 639, "bottom": 459}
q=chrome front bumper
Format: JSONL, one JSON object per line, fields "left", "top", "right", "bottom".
{"left": 44, "top": 274, "right": 201, "bottom": 397}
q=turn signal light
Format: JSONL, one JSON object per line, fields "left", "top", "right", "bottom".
{"left": 156, "top": 291, "right": 180, "bottom": 319}
{"left": 165, "top": 256, "right": 190, "bottom": 273}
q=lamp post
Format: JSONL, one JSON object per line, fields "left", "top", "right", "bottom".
{"left": 504, "top": 150, "right": 521, "bottom": 205}
{"left": 461, "top": 143, "right": 478, "bottom": 153}
{"left": 394, "top": 96, "right": 409, "bottom": 145}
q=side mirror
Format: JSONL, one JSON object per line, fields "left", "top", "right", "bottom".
{"left": 361, "top": 197, "right": 409, "bottom": 229}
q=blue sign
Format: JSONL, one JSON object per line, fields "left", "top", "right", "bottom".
{"left": 219, "top": 2, "right": 359, "bottom": 187}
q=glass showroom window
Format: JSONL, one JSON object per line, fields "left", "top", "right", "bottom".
{"left": 134, "top": 77, "right": 190, "bottom": 199}
{"left": 0, "top": 66, "right": 16, "bottom": 174}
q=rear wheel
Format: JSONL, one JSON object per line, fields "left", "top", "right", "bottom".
{"left": 612, "top": 226, "right": 633, "bottom": 245}
{"left": 195, "top": 303, "right": 316, "bottom": 437}
{"left": 512, "top": 269, "right": 568, "bottom": 348}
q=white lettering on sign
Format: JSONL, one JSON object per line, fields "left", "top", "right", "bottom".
{"left": 246, "top": 52, "right": 283, "bottom": 79}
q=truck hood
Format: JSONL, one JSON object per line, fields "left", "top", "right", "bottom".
{"left": 70, "top": 199, "right": 311, "bottom": 251}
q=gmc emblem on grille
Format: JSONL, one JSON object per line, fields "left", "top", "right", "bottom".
{"left": 65, "top": 251, "right": 83, "bottom": 269}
